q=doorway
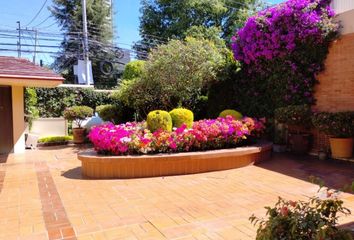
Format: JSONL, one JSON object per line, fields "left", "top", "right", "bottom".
{"left": 0, "top": 86, "right": 13, "bottom": 154}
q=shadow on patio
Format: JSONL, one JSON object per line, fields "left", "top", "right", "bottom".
{"left": 256, "top": 153, "right": 354, "bottom": 191}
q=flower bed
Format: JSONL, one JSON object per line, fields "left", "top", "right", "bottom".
{"left": 88, "top": 116, "right": 266, "bottom": 156}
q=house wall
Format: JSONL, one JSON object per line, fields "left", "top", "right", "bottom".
{"left": 11, "top": 86, "right": 25, "bottom": 154}
{"left": 331, "top": 0, "right": 354, "bottom": 14}
{"left": 311, "top": 10, "right": 354, "bottom": 153}
{"left": 314, "top": 32, "right": 354, "bottom": 112}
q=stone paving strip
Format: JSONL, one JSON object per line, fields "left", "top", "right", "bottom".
{"left": 36, "top": 162, "right": 76, "bottom": 240}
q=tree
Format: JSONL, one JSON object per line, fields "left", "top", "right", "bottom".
{"left": 50, "top": 0, "right": 117, "bottom": 88}
{"left": 114, "top": 37, "right": 227, "bottom": 116}
{"left": 133, "top": 0, "right": 264, "bottom": 58}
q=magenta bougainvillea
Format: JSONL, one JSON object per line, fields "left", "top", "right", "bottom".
{"left": 230, "top": 0, "right": 339, "bottom": 115}
{"left": 232, "top": 0, "right": 337, "bottom": 64}
{"left": 88, "top": 116, "right": 266, "bottom": 155}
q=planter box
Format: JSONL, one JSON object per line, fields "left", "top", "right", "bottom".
{"left": 78, "top": 142, "right": 272, "bottom": 179}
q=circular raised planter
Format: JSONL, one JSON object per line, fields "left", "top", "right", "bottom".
{"left": 78, "top": 142, "right": 272, "bottom": 179}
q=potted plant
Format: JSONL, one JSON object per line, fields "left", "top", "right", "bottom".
{"left": 63, "top": 106, "right": 93, "bottom": 144}
{"left": 274, "top": 105, "right": 313, "bottom": 154}
{"left": 312, "top": 111, "right": 354, "bottom": 158}
{"left": 273, "top": 123, "right": 287, "bottom": 153}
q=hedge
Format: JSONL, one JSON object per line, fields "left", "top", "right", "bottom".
{"left": 35, "top": 87, "right": 113, "bottom": 117}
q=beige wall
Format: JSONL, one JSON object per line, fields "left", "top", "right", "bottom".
{"left": 11, "top": 86, "right": 25, "bottom": 153}
{"left": 336, "top": 9, "right": 354, "bottom": 35}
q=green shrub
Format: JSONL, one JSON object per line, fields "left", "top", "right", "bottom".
{"left": 38, "top": 136, "right": 73, "bottom": 144}
{"left": 122, "top": 60, "right": 145, "bottom": 80}
{"left": 63, "top": 106, "right": 93, "bottom": 128}
{"left": 24, "top": 88, "right": 39, "bottom": 130}
{"left": 312, "top": 111, "right": 354, "bottom": 138}
{"left": 114, "top": 38, "right": 226, "bottom": 117}
{"left": 35, "top": 87, "right": 112, "bottom": 117}
{"left": 250, "top": 189, "right": 352, "bottom": 240}
{"left": 147, "top": 110, "right": 172, "bottom": 132}
{"left": 96, "top": 104, "right": 123, "bottom": 124}
{"left": 274, "top": 105, "right": 312, "bottom": 127}
{"left": 169, "top": 108, "right": 194, "bottom": 128}
{"left": 219, "top": 109, "right": 243, "bottom": 120}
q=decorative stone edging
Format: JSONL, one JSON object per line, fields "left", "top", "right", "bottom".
{"left": 78, "top": 142, "right": 273, "bottom": 179}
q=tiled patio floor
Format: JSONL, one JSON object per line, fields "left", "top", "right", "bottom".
{"left": 0, "top": 146, "right": 353, "bottom": 240}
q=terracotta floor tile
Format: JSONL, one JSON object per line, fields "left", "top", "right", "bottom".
{"left": 0, "top": 147, "right": 353, "bottom": 240}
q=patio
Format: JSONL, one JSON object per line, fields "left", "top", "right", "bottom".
{"left": 0, "top": 148, "right": 353, "bottom": 240}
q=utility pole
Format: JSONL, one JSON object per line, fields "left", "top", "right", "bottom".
{"left": 81, "top": 0, "right": 91, "bottom": 85}
{"left": 16, "top": 21, "right": 21, "bottom": 58}
{"left": 33, "top": 29, "right": 38, "bottom": 64}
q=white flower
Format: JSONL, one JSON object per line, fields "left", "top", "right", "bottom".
{"left": 120, "top": 137, "right": 132, "bottom": 143}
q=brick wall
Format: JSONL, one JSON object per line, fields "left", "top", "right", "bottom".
{"left": 311, "top": 32, "right": 354, "bottom": 153}
{"left": 314, "top": 32, "right": 354, "bottom": 112}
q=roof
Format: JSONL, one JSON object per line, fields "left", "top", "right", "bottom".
{"left": 0, "top": 56, "right": 64, "bottom": 81}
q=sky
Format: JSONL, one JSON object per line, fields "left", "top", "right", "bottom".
{"left": 0, "top": 0, "right": 284, "bottom": 64}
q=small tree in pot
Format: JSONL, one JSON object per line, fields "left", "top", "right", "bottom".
{"left": 274, "top": 105, "right": 313, "bottom": 154}
{"left": 63, "top": 106, "right": 93, "bottom": 144}
{"left": 312, "top": 112, "right": 354, "bottom": 158}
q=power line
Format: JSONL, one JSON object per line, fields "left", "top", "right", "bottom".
{"left": 38, "top": 21, "right": 58, "bottom": 30}
{"left": 32, "top": 15, "right": 52, "bottom": 28}
{"left": 0, "top": 48, "right": 57, "bottom": 54}
{"left": 25, "top": 0, "right": 48, "bottom": 27}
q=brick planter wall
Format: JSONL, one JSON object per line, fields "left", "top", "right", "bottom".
{"left": 78, "top": 142, "right": 272, "bottom": 179}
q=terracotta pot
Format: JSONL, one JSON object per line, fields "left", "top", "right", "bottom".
{"left": 329, "top": 137, "right": 353, "bottom": 159}
{"left": 72, "top": 128, "right": 86, "bottom": 144}
{"left": 318, "top": 151, "right": 327, "bottom": 161}
{"left": 273, "top": 144, "right": 287, "bottom": 153}
{"left": 289, "top": 133, "right": 312, "bottom": 154}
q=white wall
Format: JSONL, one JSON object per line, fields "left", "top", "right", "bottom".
{"left": 332, "top": 0, "right": 354, "bottom": 14}
{"left": 31, "top": 118, "right": 68, "bottom": 138}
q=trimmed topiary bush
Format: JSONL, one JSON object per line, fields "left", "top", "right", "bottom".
{"left": 147, "top": 110, "right": 172, "bottom": 133}
{"left": 219, "top": 109, "right": 243, "bottom": 120}
{"left": 63, "top": 106, "right": 93, "bottom": 128}
{"left": 96, "top": 105, "right": 122, "bottom": 124}
{"left": 169, "top": 108, "right": 194, "bottom": 128}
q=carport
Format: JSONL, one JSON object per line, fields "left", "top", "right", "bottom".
{"left": 0, "top": 56, "right": 63, "bottom": 154}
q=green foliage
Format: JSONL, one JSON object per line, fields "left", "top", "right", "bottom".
{"left": 115, "top": 38, "right": 226, "bottom": 116}
{"left": 63, "top": 106, "right": 93, "bottom": 128}
{"left": 312, "top": 112, "right": 354, "bottom": 138}
{"left": 134, "top": 0, "right": 260, "bottom": 57}
{"left": 192, "top": 95, "right": 208, "bottom": 120}
{"left": 96, "top": 104, "right": 131, "bottom": 124}
{"left": 146, "top": 110, "right": 172, "bottom": 133}
{"left": 274, "top": 105, "right": 312, "bottom": 127}
{"left": 184, "top": 26, "right": 225, "bottom": 48}
{"left": 35, "top": 87, "right": 112, "bottom": 117}
{"left": 50, "top": 0, "right": 117, "bottom": 88}
{"left": 169, "top": 108, "right": 194, "bottom": 128}
{"left": 219, "top": 109, "right": 243, "bottom": 120}
{"left": 122, "top": 60, "right": 145, "bottom": 80}
{"left": 38, "top": 136, "right": 73, "bottom": 144}
{"left": 250, "top": 193, "right": 352, "bottom": 240}
{"left": 24, "top": 88, "right": 39, "bottom": 130}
